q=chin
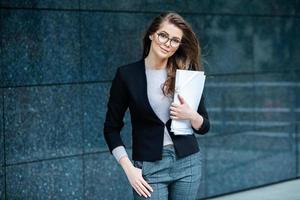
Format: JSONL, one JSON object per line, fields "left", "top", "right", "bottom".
{"left": 151, "top": 44, "right": 173, "bottom": 59}
{"left": 155, "top": 49, "right": 171, "bottom": 59}
{"left": 158, "top": 53, "right": 170, "bottom": 59}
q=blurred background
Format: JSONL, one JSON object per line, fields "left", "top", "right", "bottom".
{"left": 0, "top": 1, "right": 299, "bottom": 199}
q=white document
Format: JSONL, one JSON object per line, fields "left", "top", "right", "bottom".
{"left": 171, "top": 69, "right": 206, "bottom": 135}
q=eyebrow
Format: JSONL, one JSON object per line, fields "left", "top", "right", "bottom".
{"left": 160, "top": 31, "right": 181, "bottom": 40}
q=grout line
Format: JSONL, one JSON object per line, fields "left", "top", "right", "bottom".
{"left": 1, "top": 8, "right": 8, "bottom": 196}
{"left": 0, "top": 69, "right": 300, "bottom": 89}
{"left": 78, "top": 0, "right": 86, "bottom": 198}
{"left": 5, "top": 149, "right": 118, "bottom": 167}
{"left": 0, "top": 79, "right": 112, "bottom": 89}
{"left": 0, "top": 6, "right": 299, "bottom": 19}
{"left": 204, "top": 136, "right": 208, "bottom": 198}
{"left": 207, "top": 69, "right": 300, "bottom": 78}
{"left": 296, "top": 123, "right": 299, "bottom": 178}
{"left": 0, "top": 10, "right": 3, "bottom": 164}
{"left": 2, "top": 87, "right": 7, "bottom": 199}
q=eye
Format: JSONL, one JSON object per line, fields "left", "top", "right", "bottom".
{"left": 159, "top": 33, "right": 168, "bottom": 39}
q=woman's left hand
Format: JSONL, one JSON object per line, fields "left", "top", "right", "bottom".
{"left": 170, "top": 94, "right": 196, "bottom": 121}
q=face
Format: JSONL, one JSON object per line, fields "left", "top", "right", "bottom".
{"left": 149, "top": 21, "right": 183, "bottom": 59}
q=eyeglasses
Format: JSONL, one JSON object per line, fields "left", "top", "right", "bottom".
{"left": 156, "top": 32, "right": 182, "bottom": 48}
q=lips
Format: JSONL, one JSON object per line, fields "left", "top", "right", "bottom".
{"left": 160, "top": 46, "right": 169, "bottom": 53}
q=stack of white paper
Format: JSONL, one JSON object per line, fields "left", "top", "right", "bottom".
{"left": 171, "top": 69, "right": 206, "bottom": 135}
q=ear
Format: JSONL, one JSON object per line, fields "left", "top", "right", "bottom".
{"left": 149, "top": 35, "right": 153, "bottom": 40}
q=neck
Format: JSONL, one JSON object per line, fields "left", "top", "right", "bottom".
{"left": 145, "top": 51, "right": 168, "bottom": 70}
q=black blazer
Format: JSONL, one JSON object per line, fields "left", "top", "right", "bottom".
{"left": 103, "top": 58, "right": 210, "bottom": 161}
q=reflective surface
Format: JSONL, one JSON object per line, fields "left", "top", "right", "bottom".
{"left": 1, "top": 9, "right": 81, "bottom": 87}
{"left": 203, "top": 72, "right": 299, "bottom": 197}
{"left": 6, "top": 157, "right": 83, "bottom": 199}
{"left": 4, "top": 86, "right": 83, "bottom": 164}
{"left": 0, "top": 1, "right": 299, "bottom": 199}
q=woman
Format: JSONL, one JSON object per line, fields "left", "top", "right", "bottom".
{"left": 103, "top": 11, "right": 210, "bottom": 200}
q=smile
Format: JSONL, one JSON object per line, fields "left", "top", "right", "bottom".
{"left": 160, "top": 46, "right": 169, "bottom": 53}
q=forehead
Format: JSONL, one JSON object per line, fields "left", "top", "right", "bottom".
{"left": 157, "top": 21, "right": 183, "bottom": 38}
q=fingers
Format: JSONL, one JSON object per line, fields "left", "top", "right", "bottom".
{"left": 133, "top": 182, "right": 144, "bottom": 197}
{"left": 131, "top": 171, "right": 153, "bottom": 198}
{"left": 170, "top": 110, "right": 177, "bottom": 116}
{"left": 177, "top": 94, "right": 185, "bottom": 104}
{"left": 129, "top": 165, "right": 154, "bottom": 198}
{"left": 135, "top": 183, "right": 150, "bottom": 198}
{"left": 170, "top": 116, "right": 179, "bottom": 120}
{"left": 171, "top": 102, "right": 179, "bottom": 107}
{"left": 139, "top": 181, "right": 152, "bottom": 198}
{"left": 141, "top": 178, "right": 154, "bottom": 192}
{"left": 170, "top": 104, "right": 179, "bottom": 113}
{"left": 133, "top": 179, "right": 152, "bottom": 198}
{"left": 170, "top": 104, "right": 179, "bottom": 120}
{"left": 170, "top": 104, "right": 180, "bottom": 119}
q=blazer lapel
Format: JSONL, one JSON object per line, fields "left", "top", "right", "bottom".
{"left": 138, "top": 58, "right": 165, "bottom": 126}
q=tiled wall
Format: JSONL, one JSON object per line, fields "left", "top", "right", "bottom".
{"left": 1, "top": 88, "right": 4, "bottom": 199}
{"left": 204, "top": 72, "right": 299, "bottom": 197}
{"left": 0, "top": 1, "right": 299, "bottom": 199}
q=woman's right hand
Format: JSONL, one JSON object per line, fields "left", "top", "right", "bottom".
{"left": 119, "top": 156, "right": 154, "bottom": 198}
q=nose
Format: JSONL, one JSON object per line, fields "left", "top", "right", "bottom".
{"left": 164, "top": 39, "right": 171, "bottom": 48}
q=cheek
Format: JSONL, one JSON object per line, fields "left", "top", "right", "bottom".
{"left": 151, "top": 42, "right": 160, "bottom": 52}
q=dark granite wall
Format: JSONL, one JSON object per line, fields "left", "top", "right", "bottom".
{"left": 0, "top": 1, "right": 299, "bottom": 199}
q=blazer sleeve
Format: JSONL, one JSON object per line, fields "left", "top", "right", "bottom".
{"left": 103, "top": 67, "right": 129, "bottom": 154}
{"left": 192, "top": 94, "right": 210, "bottom": 135}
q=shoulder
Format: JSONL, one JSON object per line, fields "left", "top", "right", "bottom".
{"left": 116, "top": 59, "right": 144, "bottom": 78}
{"left": 118, "top": 59, "right": 143, "bottom": 71}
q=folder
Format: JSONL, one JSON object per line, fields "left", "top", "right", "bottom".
{"left": 171, "top": 69, "right": 206, "bottom": 135}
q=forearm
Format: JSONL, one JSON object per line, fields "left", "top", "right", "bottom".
{"left": 112, "top": 146, "right": 134, "bottom": 174}
{"left": 119, "top": 156, "right": 135, "bottom": 174}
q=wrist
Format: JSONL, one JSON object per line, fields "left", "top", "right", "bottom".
{"left": 190, "top": 111, "right": 204, "bottom": 130}
{"left": 190, "top": 110, "right": 199, "bottom": 122}
{"left": 119, "top": 156, "right": 134, "bottom": 173}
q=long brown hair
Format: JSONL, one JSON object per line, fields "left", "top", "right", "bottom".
{"left": 142, "top": 11, "right": 203, "bottom": 97}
